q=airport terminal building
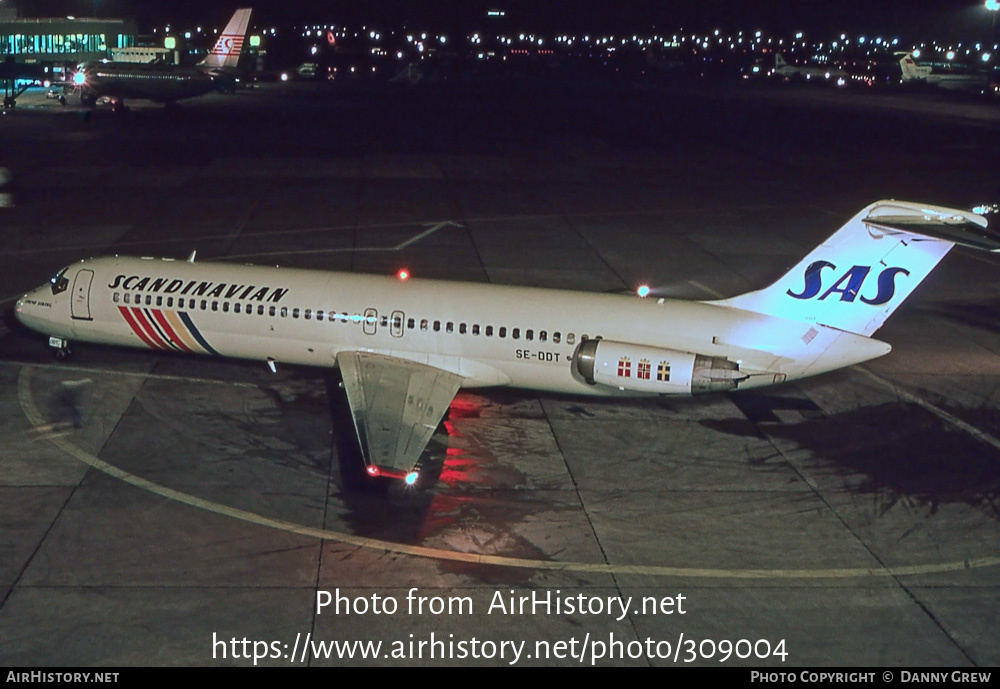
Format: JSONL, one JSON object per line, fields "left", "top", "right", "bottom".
{"left": 0, "top": 8, "right": 136, "bottom": 71}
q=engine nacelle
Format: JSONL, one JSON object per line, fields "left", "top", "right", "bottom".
{"left": 574, "top": 339, "right": 747, "bottom": 394}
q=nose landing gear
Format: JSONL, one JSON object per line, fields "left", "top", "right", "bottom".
{"left": 49, "top": 336, "right": 72, "bottom": 359}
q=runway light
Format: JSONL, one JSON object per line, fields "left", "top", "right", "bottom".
{"left": 73, "top": 71, "right": 86, "bottom": 85}
{"left": 397, "top": 268, "right": 410, "bottom": 281}
{"left": 405, "top": 471, "right": 418, "bottom": 485}
{"left": 637, "top": 285, "right": 650, "bottom": 297}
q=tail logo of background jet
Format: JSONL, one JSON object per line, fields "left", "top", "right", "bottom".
{"left": 787, "top": 261, "right": 911, "bottom": 305}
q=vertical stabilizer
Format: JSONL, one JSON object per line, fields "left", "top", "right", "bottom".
{"left": 717, "top": 201, "right": 994, "bottom": 337}
{"left": 198, "top": 9, "right": 252, "bottom": 72}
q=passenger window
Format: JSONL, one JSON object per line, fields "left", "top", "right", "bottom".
{"left": 292, "top": 308, "right": 300, "bottom": 319}
{"left": 512, "top": 328, "right": 520, "bottom": 340}
{"left": 526, "top": 329, "right": 533, "bottom": 341}
{"left": 553, "top": 332, "right": 560, "bottom": 343}
{"left": 201, "top": 300, "right": 207, "bottom": 310}
{"left": 567, "top": 333, "right": 575, "bottom": 345}
{"left": 472, "top": 324, "right": 480, "bottom": 335}
{"left": 304, "top": 309, "right": 312, "bottom": 320}
{"left": 446, "top": 322, "right": 454, "bottom": 333}
{"left": 486, "top": 325, "right": 494, "bottom": 337}
{"left": 459, "top": 323, "right": 467, "bottom": 334}
{"left": 280, "top": 307, "right": 288, "bottom": 317}
{"left": 234, "top": 303, "right": 241, "bottom": 314}
{"left": 499, "top": 327, "right": 507, "bottom": 338}
{"left": 223, "top": 302, "right": 230, "bottom": 313}
{"left": 269, "top": 306, "right": 277, "bottom": 317}
{"left": 539, "top": 331, "right": 547, "bottom": 342}
{"left": 421, "top": 319, "right": 428, "bottom": 331}
{"left": 212, "top": 301, "right": 219, "bottom": 312}
{"left": 317, "top": 310, "right": 325, "bottom": 322}
{"left": 408, "top": 318, "right": 415, "bottom": 329}
{"left": 167, "top": 297, "right": 174, "bottom": 308}
{"left": 156, "top": 296, "right": 163, "bottom": 307}
{"left": 146, "top": 295, "right": 153, "bottom": 306}
{"left": 258, "top": 305, "right": 265, "bottom": 316}
{"left": 434, "top": 321, "right": 441, "bottom": 332}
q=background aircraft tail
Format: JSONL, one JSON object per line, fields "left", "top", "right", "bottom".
{"left": 896, "top": 52, "right": 930, "bottom": 82}
{"left": 775, "top": 53, "right": 787, "bottom": 68}
{"left": 198, "top": 8, "right": 252, "bottom": 72}
{"left": 717, "top": 201, "right": 995, "bottom": 337}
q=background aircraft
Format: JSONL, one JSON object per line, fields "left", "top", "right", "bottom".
{"left": 73, "top": 8, "right": 252, "bottom": 110}
{"left": 773, "top": 53, "right": 847, "bottom": 84}
{"left": 897, "top": 51, "right": 993, "bottom": 93}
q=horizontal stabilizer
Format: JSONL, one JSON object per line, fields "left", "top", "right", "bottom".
{"left": 864, "top": 209, "right": 1000, "bottom": 252}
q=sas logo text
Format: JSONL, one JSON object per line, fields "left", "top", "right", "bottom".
{"left": 787, "top": 261, "right": 910, "bottom": 305}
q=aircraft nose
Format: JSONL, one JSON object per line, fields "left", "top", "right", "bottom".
{"left": 14, "top": 288, "right": 44, "bottom": 331}
{"left": 14, "top": 294, "right": 33, "bottom": 327}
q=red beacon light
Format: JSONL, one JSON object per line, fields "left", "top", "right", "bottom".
{"left": 397, "top": 268, "right": 410, "bottom": 281}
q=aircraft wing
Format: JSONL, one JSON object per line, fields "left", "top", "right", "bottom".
{"left": 336, "top": 351, "right": 463, "bottom": 479}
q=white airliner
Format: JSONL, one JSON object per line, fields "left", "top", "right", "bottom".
{"left": 897, "top": 52, "right": 991, "bottom": 93}
{"left": 14, "top": 201, "right": 998, "bottom": 484}
{"left": 773, "top": 53, "right": 847, "bottom": 83}
{"left": 73, "top": 8, "right": 253, "bottom": 109}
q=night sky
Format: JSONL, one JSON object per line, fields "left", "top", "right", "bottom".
{"left": 6, "top": 0, "right": 997, "bottom": 41}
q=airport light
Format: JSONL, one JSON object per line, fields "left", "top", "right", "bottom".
{"left": 637, "top": 285, "right": 650, "bottom": 298}
{"left": 988, "top": 1, "right": 1000, "bottom": 43}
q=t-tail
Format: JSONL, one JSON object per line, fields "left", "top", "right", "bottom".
{"left": 896, "top": 52, "right": 928, "bottom": 82}
{"left": 198, "top": 8, "right": 252, "bottom": 72}
{"left": 718, "top": 200, "right": 998, "bottom": 337}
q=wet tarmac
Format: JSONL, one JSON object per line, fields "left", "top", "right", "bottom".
{"left": 1, "top": 75, "right": 999, "bottom": 666}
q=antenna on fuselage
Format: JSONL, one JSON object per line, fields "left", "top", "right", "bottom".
{"left": 187, "top": 250, "right": 197, "bottom": 263}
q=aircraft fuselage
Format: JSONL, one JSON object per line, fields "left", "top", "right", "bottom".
{"left": 16, "top": 255, "right": 889, "bottom": 398}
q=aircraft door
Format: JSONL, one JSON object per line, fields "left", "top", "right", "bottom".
{"left": 71, "top": 269, "right": 94, "bottom": 320}
{"left": 390, "top": 310, "right": 404, "bottom": 338}
{"left": 363, "top": 308, "right": 377, "bottom": 335}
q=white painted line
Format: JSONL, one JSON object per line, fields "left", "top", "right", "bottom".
{"left": 17, "top": 365, "right": 1000, "bottom": 580}
{"left": 856, "top": 366, "right": 1000, "bottom": 455}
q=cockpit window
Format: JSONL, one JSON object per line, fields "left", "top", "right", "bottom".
{"left": 50, "top": 267, "right": 69, "bottom": 295}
